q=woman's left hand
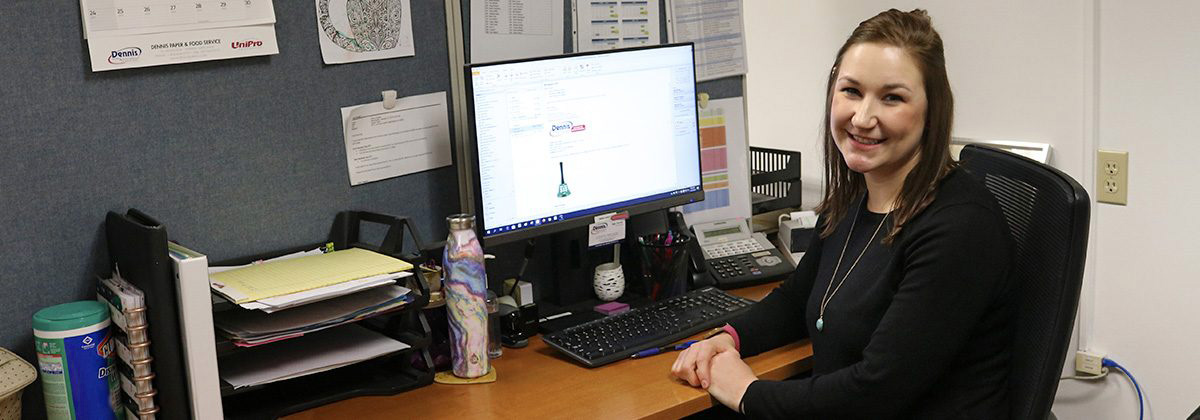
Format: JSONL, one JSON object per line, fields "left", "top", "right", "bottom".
{"left": 705, "top": 349, "right": 758, "bottom": 412}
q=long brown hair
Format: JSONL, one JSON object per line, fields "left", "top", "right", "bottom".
{"left": 815, "top": 9, "right": 958, "bottom": 244}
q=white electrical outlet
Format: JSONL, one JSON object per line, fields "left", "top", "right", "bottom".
{"left": 1075, "top": 351, "right": 1104, "bottom": 376}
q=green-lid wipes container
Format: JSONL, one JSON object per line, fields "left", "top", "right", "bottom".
{"left": 33, "top": 301, "right": 123, "bottom": 420}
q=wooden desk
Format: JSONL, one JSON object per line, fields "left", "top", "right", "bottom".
{"left": 285, "top": 282, "right": 812, "bottom": 420}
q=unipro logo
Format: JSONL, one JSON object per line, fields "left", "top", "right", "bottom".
{"left": 108, "top": 47, "right": 142, "bottom": 64}
{"left": 549, "top": 121, "right": 587, "bottom": 137}
{"left": 231, "top": 39, "right": 264, "bottom": 49}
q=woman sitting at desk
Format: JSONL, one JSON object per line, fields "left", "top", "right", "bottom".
{"left": 670, "top": 9, "right": 1013, "bottom": 419}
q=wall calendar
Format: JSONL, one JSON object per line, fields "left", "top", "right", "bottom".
{"left": 80, "top": 0, "right": 279, "bottom": 71}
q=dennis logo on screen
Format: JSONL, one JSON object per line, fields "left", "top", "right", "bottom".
{"left": 108, "top": 47, "right": 142, "bottom": 64}
{"left": 231, "top": 39, "right": 264, "bottom": 49}
{"left": 549, "top": 121, "right": 587, "bottom": 136}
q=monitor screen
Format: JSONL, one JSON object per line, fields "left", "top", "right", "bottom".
{"left": 467, "top": 44, "right": 704, "bottom": 245}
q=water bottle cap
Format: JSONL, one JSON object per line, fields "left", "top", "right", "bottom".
{"left": 447, "top": 214, "right": 476, "bottom": 230}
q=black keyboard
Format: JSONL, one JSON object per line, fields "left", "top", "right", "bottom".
{"left": 542, "top": 287, "right": 756, "bottom": 367}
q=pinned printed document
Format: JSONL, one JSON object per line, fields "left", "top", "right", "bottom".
{"left": 675, "top": 96, "right": 751, "bottom": 227}
{"left": 667, "top": 0, "right": 748, "bottom": 81}
{"left": 209, "top": 248, "right": 413, "bottom": 304}
{"left": 315, "top": 0, "right": 415, "bottom": 64}
{"left": 341, "top": 91, "right": 452, "bottom": 186}
{"left": 469, "top": 0, "right": 564, "bottom": 63}
{"left": 575, "top": 0, "right": 661, "bottom": 52}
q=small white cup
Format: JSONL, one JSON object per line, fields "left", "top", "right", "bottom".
{"left": 593, "top": 262, "right": 625, "bottom": 301}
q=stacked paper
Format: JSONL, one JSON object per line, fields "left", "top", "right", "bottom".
{"left": 219, "top": 324, "right": 410, "bottom": 389}
{"left": 215, "top": 285, "right": 413, "bottom": 347}
{"left": 209, "top": 248, "right": 413, "bottom": 312}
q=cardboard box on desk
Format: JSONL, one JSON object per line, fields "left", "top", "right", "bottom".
{"left": 503, "top": 279, "right": 534, "bottom": 306}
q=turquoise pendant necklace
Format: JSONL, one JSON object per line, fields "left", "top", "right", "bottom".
{"left": 816, "top": 204, "right": 889, "bottom": 332}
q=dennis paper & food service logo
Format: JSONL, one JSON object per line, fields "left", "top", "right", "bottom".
{"left": 109, "top": 47, "right": 142, "bottom": 64}
{"left": 549, "top": 121, "right": 587, "bottom": 137}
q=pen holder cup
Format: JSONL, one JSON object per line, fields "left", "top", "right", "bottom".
{"left": 636, "top": 232, "right": 692, "bottom": 302}
{"left": 592, "top": 263, "right": 625, "bottom": 301}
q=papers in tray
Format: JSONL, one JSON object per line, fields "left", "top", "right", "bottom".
{"left": 209, "top": 247, "right": 414, "bottom": 312}
{"left": 237, "top": 271, "right": 411, "bottom": 313}
{"left": 218, "top": 324, "right": 410, "bottom": 389}
{"left": 209, "top": 248, "right": 413, "bottom": 304}
{"left": 215, "top": 285, "right": 413, "bottom": 347}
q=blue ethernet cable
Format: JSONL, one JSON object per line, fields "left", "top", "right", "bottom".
{"left": 1103, "top": 358, "right": 1144, "bottom": 420}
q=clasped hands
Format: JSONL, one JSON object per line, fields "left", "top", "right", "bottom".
{"left": 669, "top": 333, "right": 759, "bottom": 412}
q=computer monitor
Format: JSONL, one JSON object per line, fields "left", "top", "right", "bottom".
{"left": 466, "top": 43, "right": 704, "bottom": 246}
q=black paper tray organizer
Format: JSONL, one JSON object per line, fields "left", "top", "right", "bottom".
{"left": 214, "top": 211, "right": 435, "bottom": 420}
{"left": 749, "top": 147, "right": 802, "bottom": 214}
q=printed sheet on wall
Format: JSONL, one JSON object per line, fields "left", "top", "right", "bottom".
{"left": 316, "top": 0, "right": 415, "bottom": 64}
{"left": 80, "top": 0, "right": 279, "bottom": 71}
{"left": 469, "top": 0, "right": 564, "bottom": 63}
{"left": 574, "top": 0, "right": 661, "bottom": 52}
{"left": 666, "top": 0, "right": 747, "bottom": 81}
{"left": 676, "top": 96, "right": 751, "bottom": 227}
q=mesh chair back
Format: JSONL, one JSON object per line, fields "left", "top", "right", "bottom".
{"left": 959, "top": 144, "right": 1090, "bottom": 419}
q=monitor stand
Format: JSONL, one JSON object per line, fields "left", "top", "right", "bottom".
{"left": 534, "top": 209, "right": 693, "bottom": 333}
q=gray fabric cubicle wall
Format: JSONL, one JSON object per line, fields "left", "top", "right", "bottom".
{"left": 0, "top": 0, "right": 746, "bottom": 415}
{"left": 0, "top": 3, "right": 458, "bottom": 414}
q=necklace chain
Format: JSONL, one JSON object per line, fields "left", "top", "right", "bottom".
{"left": 817, "top": 202, "right": 890, "bottom": 332}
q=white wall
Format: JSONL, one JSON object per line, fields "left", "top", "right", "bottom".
{"left": 1053, "top": 1, "right": 1200, "bottom": 418}
{"left": 744, "top": 1, "right": 1089, "bottom": 210}
{"left": 745, "top": 1, "right": 1200, "bottom": 418}
{"left": 742, "top": 2, "right": 845, "bottom": 209}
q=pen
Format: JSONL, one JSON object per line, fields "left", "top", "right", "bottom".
{"left": 538, "top": 311, "right": 572, "bottom": 323}
{"left": 630, "top": 340, "right": 698, "bottom": 359}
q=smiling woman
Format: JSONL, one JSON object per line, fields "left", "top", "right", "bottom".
{"left": 670, "top": 9, "right": 1016, "bottom": 419}
{"left": 830, "top": 43, "right": 928, "bottom": 204}
{"left": 819, "top": 9, "right": 958, "bottom": 243}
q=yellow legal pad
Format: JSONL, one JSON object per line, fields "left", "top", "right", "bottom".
{"left": 210, "top": 248, "right": 413, "bottom": 304}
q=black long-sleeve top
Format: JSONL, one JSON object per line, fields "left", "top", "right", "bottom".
{"left": 729, "top": 169, "right": 1013, "bottom": 419}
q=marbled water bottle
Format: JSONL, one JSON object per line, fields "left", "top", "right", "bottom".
{"left": 443, "top": 214, "right": 489, "bottom": 378}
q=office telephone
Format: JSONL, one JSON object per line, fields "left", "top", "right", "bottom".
{"left": 691, "top": 219, "right": 793, "bottom": 289}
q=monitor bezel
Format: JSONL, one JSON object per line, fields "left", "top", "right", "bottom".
{"left": 464, "top": 42, "right": 705, "bottom": 247}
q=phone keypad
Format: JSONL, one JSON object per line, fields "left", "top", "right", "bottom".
{"left": 711, "top": 255, "right": 763, "bottom": 279}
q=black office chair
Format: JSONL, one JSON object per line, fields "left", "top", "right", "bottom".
{"left": 958, "top": 144, "right": 1090, "bottom": 419}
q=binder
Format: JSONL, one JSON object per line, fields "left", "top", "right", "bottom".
{"left": 106, "top": 209, "right": 191, "bottom": 419}
{"left": 97, "top": 273, "right": 160, "bottom": 419}
{"left": 168, "top": 242, "right": 224, "bottom": 419}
